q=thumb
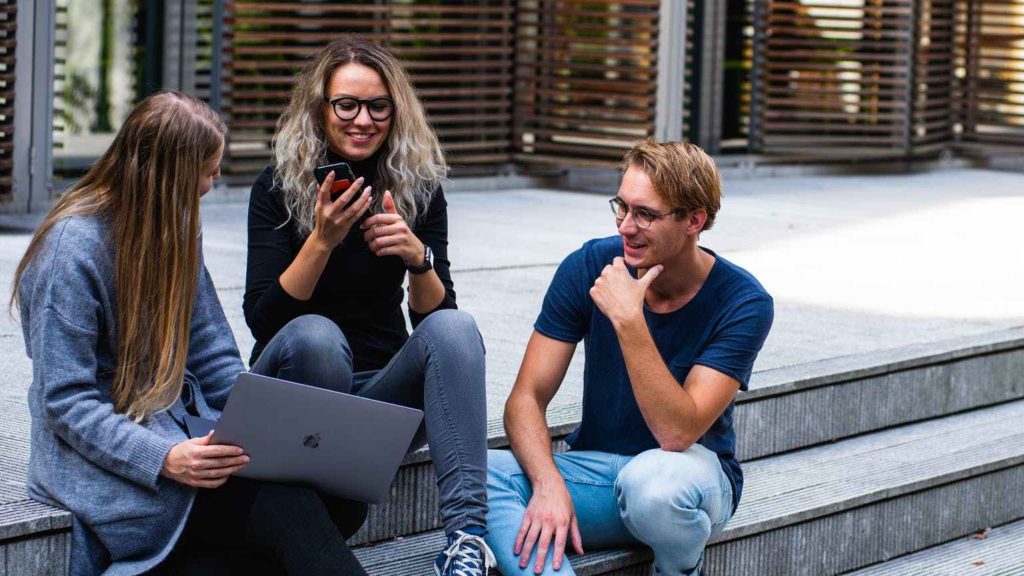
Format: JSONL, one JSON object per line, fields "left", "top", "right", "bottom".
{"left": 571, "top": 516, "right": 584, "bottom": 555}
{"left": 191, "top": 431, "right": 214, "bottom": 445}
{"left": 639, "top": 265, "right": 663, "bottom": 288}
{"left": 383, "top": 190, "right": 398, "bottom": 214}
{"left": 315, "top": 172, "right": 333, "bottom": 208}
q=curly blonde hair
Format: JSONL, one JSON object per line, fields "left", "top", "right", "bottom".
{"left": 273, "top": 36, "right": 447, "bottom": 235}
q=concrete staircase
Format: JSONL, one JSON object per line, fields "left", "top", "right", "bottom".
{"left": 3, "top": 328, "right": 1024, "bottom": 575}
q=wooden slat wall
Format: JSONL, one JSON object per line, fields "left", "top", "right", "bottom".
{"left": 0, "top": 0, "right": 13, "bottom": 197}
{"left": 195, "top": 0, "right": 215, "bottom": 102}
{"left": 513, "top": 0, "right": 660, "bottom": 167}
{"left": 910, "top": 0, "right": 956, "bottom": 151}
{"left": 684, "top": 0, "right": 696, "bottom": 141}
{"left": 52, "top": 2, "right": 68, "bottom": 155}
{"left": 222, "top": 1, "right": 515, "bottom": 177}
{"left": 752, "top": 0, "right": 919, "bottom": 155}
{"left": 959, "top": 0, "right": 1024, "bottom": 146}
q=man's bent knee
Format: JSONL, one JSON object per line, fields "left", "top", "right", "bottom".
{"left": 614, "top": 447, "right": 730, "bottom": 541}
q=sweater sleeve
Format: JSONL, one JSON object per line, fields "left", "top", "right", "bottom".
{"left": 243, "top": 167, "right": 310, "bottom": 344}
{"left": 27, "top": 228, "right": 175, "bottom": 490}
{"left": 188, "top": 262, "right": 245, "bottom": 412}
{"left": 409, "top": 185, "right": 457, "bottom": 328}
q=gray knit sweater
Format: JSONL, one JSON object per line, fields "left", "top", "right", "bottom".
{"left": 18, "top": 215, "right": 245, "bottom": 575}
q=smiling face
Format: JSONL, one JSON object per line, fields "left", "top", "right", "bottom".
{"left": 615, "top": 165, "right": 691, "bottom": 269}
{"left": 323, "top": 63, "right": 393, "bottom": 161}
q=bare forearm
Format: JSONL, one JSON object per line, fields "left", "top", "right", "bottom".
{"left": 615, "top": 319, "right": 699, "bottom": 451}
{"left": 279, "top": 234, "right": 332, "bottom": 301}
{"left": 505, "top": 392, "right": 564, "bottom": 488}
{"left": 408, "top": 270, "right": 445, "bottom": 313}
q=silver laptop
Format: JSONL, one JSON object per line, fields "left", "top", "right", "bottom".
{"left": 185, "top": 372, "right": 423, "bottom": 504}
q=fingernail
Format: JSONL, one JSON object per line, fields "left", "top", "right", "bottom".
{"left": 364, "top": 185, "right": 372, "bottom": 193}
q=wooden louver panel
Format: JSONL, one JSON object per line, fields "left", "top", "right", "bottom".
{"left": 0, "top": 0, "right": 12, "bottom": 197}
{"left": 514, "top": 0, "right": 660, "bottom": 167}
{"left": 752, "top": 0, "right": 919, "bottom": 156}
{"left": 910, "top": 0, "right": 956, "bottom": 151}
{"left": 222, "top": 1, "right": 515, "bottom": 177}
{"left": 959, "top": 0, "right": 1024, "bottom": 146}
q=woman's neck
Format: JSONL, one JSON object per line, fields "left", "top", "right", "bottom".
{"left": 326, "top": 148, "right": 382, "bottom": 182}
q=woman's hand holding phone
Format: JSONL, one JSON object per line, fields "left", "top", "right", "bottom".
{"left": 161, "top": 431, "right": 250, "bottom": 489}
{"left": 312, "top": 171, "right": 373, "bottom": 251}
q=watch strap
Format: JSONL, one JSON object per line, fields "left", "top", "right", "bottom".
{"left": 406, "top": 245, "right": 433, "bottom": 274}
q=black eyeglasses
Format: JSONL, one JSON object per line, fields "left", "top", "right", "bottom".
{"left": 327, "top": 96, "right": 395, "bottom": 122}
{"left": 608, "top": 197, "right": 685, "bottom": 230}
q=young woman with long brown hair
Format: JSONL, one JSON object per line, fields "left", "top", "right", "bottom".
{"left": 244, "top": 37, "right": 493, "bottom": 576}
{"left": 13, "top": 91, "right": 368, "bottom": 575}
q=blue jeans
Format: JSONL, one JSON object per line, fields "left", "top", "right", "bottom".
{"left": 485, "top": 446, "right": 733, "bottom": 576}
{"left": 250, "top": 310, "right": 488, "bottom": 535}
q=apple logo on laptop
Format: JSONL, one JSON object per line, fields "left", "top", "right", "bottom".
{"left": 303, "top": 433, "right": 321, "bottom": 449}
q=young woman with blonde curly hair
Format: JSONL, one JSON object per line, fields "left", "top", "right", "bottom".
{"left": 244, "top": 37, "right": 492, "bottom": 576}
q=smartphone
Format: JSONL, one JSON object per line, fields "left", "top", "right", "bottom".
{"left": 313, "top": 161, "right": 358, "bottom": 203}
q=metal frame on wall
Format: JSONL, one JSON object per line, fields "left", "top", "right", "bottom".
{"left": 8, "top": 0, "right": 56, "bottom": 215}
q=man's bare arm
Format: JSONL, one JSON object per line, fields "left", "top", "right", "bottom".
{"left": 590, "top": 258, "right": 740, "bottom": 452}
{"left": 614, "top": 321, "right": 739, "bottom": 451}
{"left": 504, "top": 330, "right": 583, "bottom": 573}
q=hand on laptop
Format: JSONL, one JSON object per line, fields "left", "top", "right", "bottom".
{"left": 161, "top": 431, "right": 250, "bottom": 488}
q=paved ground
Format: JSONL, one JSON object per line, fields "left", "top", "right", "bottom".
{"left": 2, "top": 168, "right": 1023, "bottom": 434}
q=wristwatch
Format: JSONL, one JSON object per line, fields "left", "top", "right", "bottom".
{"left": 406, "top": 245, "right": 433, "bottom": 275}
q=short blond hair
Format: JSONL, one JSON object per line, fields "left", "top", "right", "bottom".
{"left": 621, "top": 138, "right": 721, "bottom": 231}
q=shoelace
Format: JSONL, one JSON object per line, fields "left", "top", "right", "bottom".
{"left": 441, "top": 532, "right": 497, "bottom": 576}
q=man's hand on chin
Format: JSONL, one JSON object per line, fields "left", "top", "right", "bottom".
{"left": 590, "top": 257, "right": 663, "bottom": 329}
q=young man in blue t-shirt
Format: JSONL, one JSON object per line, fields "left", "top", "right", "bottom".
{"left": 485, "top": 139, "right": 774, "bottom": 576}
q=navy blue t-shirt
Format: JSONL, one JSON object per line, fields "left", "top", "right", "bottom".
{"left": 535, "top": 236, "right": 773, "bottom": 512}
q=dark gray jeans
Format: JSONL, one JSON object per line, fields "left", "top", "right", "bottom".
{"left": 251, "top": 309, "right": 489, "bottom": 534}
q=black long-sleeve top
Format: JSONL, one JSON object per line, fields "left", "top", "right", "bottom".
{"left": 243, "top": 152, "right": 457, "bottom": 371}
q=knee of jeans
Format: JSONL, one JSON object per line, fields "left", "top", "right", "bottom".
{"left": 417, "top": 309, "right": 483, "bottom": 353}
{"left": 615, "top": 450, "right": 706, "bottom": 518}
{"left": 280, "top": 315, "right": 349, "bottom": 359}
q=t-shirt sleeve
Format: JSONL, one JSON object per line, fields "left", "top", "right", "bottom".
{"left": 694, "top": 295, "right": 774, "bottom": 391}
{"left": 534, "top": 246, "right": 593, "bottom": 343}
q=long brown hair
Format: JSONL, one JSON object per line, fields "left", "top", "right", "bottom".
{"left": 273, "top": 36, "right": 447, "bottom": 235}
{"left": 11, "top": 91, "right": 226, "bottom": 421}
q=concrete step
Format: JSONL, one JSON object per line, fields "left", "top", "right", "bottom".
{"left": 354, "top": 400, "right": 1024, "bottom": 575}
{"left": 349, "top": 328, "right": 1024, "bottom": 546}
{"left": 3, "top": 329, "right": 1023, "bottom": 569}
{"left": 844, "top": 518, "right": 1024, "bottom": 576}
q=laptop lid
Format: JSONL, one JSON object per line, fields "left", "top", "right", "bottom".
{"left": 210, "top": 372, "right": 423, "bottom": 504}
